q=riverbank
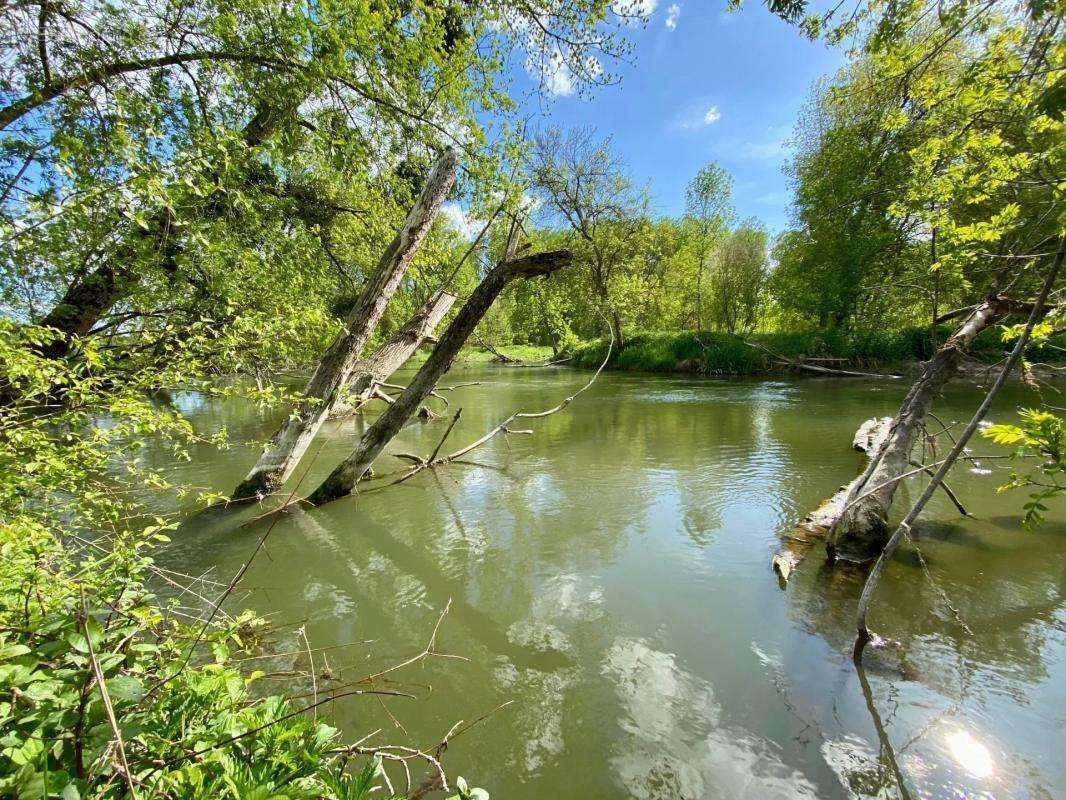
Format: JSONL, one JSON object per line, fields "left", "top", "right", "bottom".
{"left": 564, "top": 327, "right": 1066, "bottom": 377}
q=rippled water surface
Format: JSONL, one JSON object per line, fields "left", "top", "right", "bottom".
{"left": 156, "top": 366, "right": 1066, "bottom": 799}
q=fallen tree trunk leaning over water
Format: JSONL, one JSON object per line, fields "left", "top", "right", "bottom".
{"left": 329, "top": 290, "right": 457, "bottom": 418}
{"left": 826, "top": 292, "right": 1053, "bottom": 561}
{"left": 306, "top": 249, "right": 571, "bottom": 506}
{"left": 231, "top": 148, "right": 457, "bottom": 501}
{"left": 855, "top": 244, "right": 1062, "bottom": 653}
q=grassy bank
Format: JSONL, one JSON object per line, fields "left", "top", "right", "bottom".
{"left": 411, "top": 344, "right": 556, "bottom": 366}
{"left": 566, "top": 327, "right": 1066, "bottom": 375}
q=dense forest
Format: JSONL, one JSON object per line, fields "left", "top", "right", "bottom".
{"left": 0, "top": 0, "right": 1062, "bottom": 797}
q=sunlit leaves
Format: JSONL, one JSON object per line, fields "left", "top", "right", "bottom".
{"left": 983, "top": 409, "right": 1065, "bottom": 529}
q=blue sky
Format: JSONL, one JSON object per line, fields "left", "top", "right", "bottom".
{"left": 504, "top": 2, "right": 847, "bottom": 232}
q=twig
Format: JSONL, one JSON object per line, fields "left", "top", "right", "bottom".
{"left": 80, "top": 589, "right": 139, "bottom": 800}
{"left": 907, "top": 459, "right": 969, "bottom": 516}
{"left": 147, "top": 441, "right": 328, "bottom": 698}
{"left": 299, "top": 626, "right": 317, "bottom": 721}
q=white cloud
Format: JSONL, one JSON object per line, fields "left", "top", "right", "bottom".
{"left": 673, "top": 102, "right": 723, "bottom": 131}
{"left": 665, "top": 3, "right": 681, "bottom": 29}
{"left": 528, "top": 45, "right": 574, "bottom": 97}
{"left": 613, "top": 0, "right": 658, "bottom": 22}
{"left": 440, "top": 202, "right": 484, "bottom": 240}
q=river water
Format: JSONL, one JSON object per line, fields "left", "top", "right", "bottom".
{"left": 153, "top": 366, "right": 1065, "bottom": 799}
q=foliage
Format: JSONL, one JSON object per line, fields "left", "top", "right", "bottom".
{"left": 566, "top": 324, "right": 1066, "bottom": 375}
{"left": 684, "top": 162, "right": 733, "bottom": 331}
{"left": 706, "top": 223, "right": 769, "bottom": 334}
{"left": 983, "top": 409, "right": 1066, "bottom": 529}
{"left": 0, "top": 324, "right": 488, "bottom": 799}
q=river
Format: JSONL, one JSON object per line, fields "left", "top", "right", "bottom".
{"left": 150, "top": 366, "right": 1066, "bottom": 799}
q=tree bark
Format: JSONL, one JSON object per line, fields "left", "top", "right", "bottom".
{"left": 855, "top": 243, "right": 1062, "bottom": 650}
{"left": 828, "top": 293, "right": 1045, "bottom": 560}
{"left": 771, "top": 417, "right": 892, "bottom": 583}
{"left": 306, "top": 249, "right": 571, "bottom": 506}
{"left": 232, "top": 148, "right": 457, "bottom": 500}
{"left": 329, "top": 290, "right": 456, "bottom": 418}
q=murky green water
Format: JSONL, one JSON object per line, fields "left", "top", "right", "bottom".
{"left": 153, "top": 366, "right": 1066, "bottom": 799}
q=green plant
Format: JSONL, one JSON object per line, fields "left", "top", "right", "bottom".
{"left": 983, "top": 409, "right": 1065, "bottom": 529}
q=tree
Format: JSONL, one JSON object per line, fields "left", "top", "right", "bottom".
{"left": 684, "top": 162, "right": 733, "bottom": 331}
{"left": 528, "top": 126, "right": 647, "bottom": 346}
{"left": 707, "top": 223, "right": 769, "bottom": 334}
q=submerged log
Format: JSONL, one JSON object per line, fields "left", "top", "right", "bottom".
{"left": 232, "top": 148, "right": 457, "bottom": 500}
{"left": 771, "top": 417, "right": 892, "bottom": 584}
{"left": 329, "top": 290, "right": 456, "bottom": 418}
{"left": 306, "top": 249, "right": 571, "bottom": 506}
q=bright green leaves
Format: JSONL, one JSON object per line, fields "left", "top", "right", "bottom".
{"left": 983, "top": 409, "right": 1066, "bottom": 529}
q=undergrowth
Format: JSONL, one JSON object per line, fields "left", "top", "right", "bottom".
{"left": 0, "top": 322, "right": 485, "bottom": 800}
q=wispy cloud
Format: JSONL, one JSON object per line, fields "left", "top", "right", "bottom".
{"left": 736, "top": 126, "right": 791, "bottom": 160}
{"left": 672, "top": 100, "right": 723, "bottom": 131}
{"left": 665, "top": 3, "right": 681, "bottom": 29}
{"left": 753, "top": 189, "right": 790, "bottom": 205}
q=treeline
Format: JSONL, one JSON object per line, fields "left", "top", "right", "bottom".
{"left": 478, "top": 24, "right": 1061, "bottom": 359}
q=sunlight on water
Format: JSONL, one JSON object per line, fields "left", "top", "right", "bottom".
{"left": 946, "top": 730, "right": 994, "bottom": 779}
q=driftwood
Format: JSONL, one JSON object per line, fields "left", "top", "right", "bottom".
{"left": 232, "top": 148, "right": 457, "bottom": 500}
{"left": 827, "top": 290, "right": 1048, "bottom": 560}
{"left": 771, "top": 417, "right": 892, "bottom": 584}
{"left": 329, "top": 291, "right": 456, "bottom": 418}
{"left": 306, "top": 249, "right": 571, "bottom": 506}
{"left": 772, "top": 414, "right": 972, "bottom": 584}
{"left": 744, "top": 341, "right": 901, "bottom": 379}
{"left": 854, "top": 240, "right": 1063, "bottom": 653}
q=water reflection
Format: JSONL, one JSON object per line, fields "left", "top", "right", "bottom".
{"left": 602, "top": 637, "right": 820, "bottom": 798}
{"left": 152, "top": 367, "right": 1066, "bottom": 799}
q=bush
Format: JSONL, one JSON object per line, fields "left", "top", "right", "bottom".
{"left": 565, "top": 325, "right": 1066, "bottom": 375}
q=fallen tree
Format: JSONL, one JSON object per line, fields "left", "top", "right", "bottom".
{"left": 855, "top": 243, "right": 1062, "bottom": 653}
{"left": 329, "top": 290, "right": 456, "bottom": 418}
{"left": 825, "top": 291, "right": 1054, "bottom": 561}
{"left": 232, "top": 148, "right": 457, "bottom": 500}
{"left": 771, "top": 416, "right": 970, "bottom": 583}
{"left": 306, "top": 248, "right": 571, "bottom": 506}
{"left": 771, "top": 418, "right": 892, "bottom": 583}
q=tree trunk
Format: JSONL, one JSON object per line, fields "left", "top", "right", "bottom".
{"left": 329, "top": 290, "right": 456, "bottom": 418}
{"left": 610, "top": 310, "right": 624, "bottom": 351}
{"left": 232, "top": 148, "right": 457, "bottom": 500}
{"left": 306, "top": 249, "right": 571, "bottom": 506}
{"left": 828, "top": 293, "right": 1034, "bottom": 560}
{"left": 771, "top": 417, "right": 892, "bottom": 583}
